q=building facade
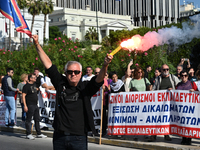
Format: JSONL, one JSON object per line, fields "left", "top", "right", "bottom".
{"left": 180, "top": 2, "right": 200, "bottom": 20}
{"left": 49, "top": 5, "right": 135, "bottom": 42}
{"left": 52, "top": 0, "right": 180, "bottom": 28}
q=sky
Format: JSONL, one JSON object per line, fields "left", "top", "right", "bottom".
{"left": 180, "top": 0, "right": 200, "bottom": 8}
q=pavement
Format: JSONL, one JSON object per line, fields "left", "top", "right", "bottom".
{"left": 1, "top": 104, "right": 200, "bottom": 150}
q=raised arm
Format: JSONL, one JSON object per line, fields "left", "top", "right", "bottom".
{"left": 96, "top": 54, "right": 113, "bottom": 83}
{"left": 126, "top": 60, "right": 133, "bottom": 78}
{"left": 32, "top": 35, "right": 52, "bottom": 69}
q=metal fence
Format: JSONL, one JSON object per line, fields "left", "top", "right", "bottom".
{"left": 0, "top": 38, "right": 30, "bottom": 51}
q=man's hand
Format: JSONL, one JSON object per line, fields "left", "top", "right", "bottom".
{"left": 32, "top": 35, "right": 39, "bottom": 45}
{"left": 104, "top": 54, "right": 113, "bottom": 66}
{"left": 189, "top": 89, "right": 194, "bottom": 92}
{"left": 24, "top": 106, "right": 28, "bottom": 112}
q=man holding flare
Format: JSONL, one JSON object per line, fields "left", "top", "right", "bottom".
{"left": 32, "top": 35, "right": 113, "bottom": 150}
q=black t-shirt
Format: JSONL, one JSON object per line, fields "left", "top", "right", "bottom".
{"left": 159, "top": 76, "right": 172, "bottom": 90}
{"left": 22, "top": 83, "right": 38, "bottom": 106}
{"left": 46, "top": 65, "right": 103, "bottom": 135}
{"left": 59, "top": 85, "right": 85, "bottom": 135}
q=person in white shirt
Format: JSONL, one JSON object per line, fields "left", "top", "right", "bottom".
{"left": 121, "top": 60, "right": 133, "bottom": 92}
{"left": 82, "top": 66, "right": 95, "bottom": 81}
{"left": 41, "top": 74, "right": 55, "bottom": 90}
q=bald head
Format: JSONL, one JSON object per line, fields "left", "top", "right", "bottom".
{"left": 95, "top": 68, "right": 101, "bottom": 75}
{"left": 161, "top": 64, "right": 170, "bottom": 77}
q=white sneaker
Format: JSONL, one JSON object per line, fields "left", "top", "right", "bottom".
{"left": 36, "top": 134, "right": 47, "bottom": 138}
{"left": 26, "top": 134, "right": 35, "bottom": 140}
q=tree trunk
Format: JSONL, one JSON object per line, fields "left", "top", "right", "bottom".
{"left": 31, "top": 14, "right": 35, "bottom": 36}
{"left": 43, "top": 14, "right": 47, "bottom": 45}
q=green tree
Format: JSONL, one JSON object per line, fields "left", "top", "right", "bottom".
{"left": 41, "top": 0, "right": 54, "bottom": 44}
{"left": 84, "top": 27, "right": 98, "bottom": 43}
{"left": 27, "top": 0, "right": 43, "bottom": 34}
{"left": 17, "top": 0, "right": 27, "bottom": 48}
{"left": 49, "top": 26, "right": 62, "bottom": 43}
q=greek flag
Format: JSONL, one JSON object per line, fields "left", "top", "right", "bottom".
{"left": 0, "top": 0, "right": 32, "bottom": 37}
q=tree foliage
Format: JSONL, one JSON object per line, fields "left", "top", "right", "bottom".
{"left": 41, "top": 0, "right": 54, "bottom": 44}
{"left": 84, "top": 27, "right": 98, "bottom": 43}
{"left": 27, "top": 0, "right": 43, "bottom": 34}
{"left": 1, "top": 22, "right": 200, "bottom": 86}
{"left": 49, "top": 26, "right": 62, "bottom": 43}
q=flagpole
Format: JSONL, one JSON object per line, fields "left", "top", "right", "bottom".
{"left": 99, "top": 88, "right": 104, "bottom": 145}
{"left": 96, "top": 0, "right": 99, "bottom": 44}
{"left": 9, "top": 19, "right": 11, "bottom": 50}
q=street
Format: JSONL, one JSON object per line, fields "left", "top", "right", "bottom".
{"left": 0, "top": 131, "right": 142, "bottom": 150}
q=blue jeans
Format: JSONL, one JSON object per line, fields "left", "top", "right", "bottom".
{"left": 21, "top": 103, "right": 26, "bottom": 121}
{"left": 4, "top": 96, "right": 16, "bottom": 125}
{"left": 53, "top": 131, "right": 88, "bottom": 150}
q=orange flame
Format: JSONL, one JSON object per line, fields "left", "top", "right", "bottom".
{"left": 121, "top": 36, "right": 142, "bottom": 50}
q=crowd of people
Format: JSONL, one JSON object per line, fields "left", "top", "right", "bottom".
{"left": 0, "top": 35, "right": 200, "bottom": 148}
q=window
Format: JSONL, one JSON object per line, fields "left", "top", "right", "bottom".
{"left": 36, "top": 30, "right": 39, "bottom": 35}
{"left": 14, "top": 29, "right": 17, "bottom": 37}
{"left": 71, "top": 33, "right": 76, "bottom": 42}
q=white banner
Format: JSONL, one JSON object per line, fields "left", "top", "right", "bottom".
{"left": 38, "top": 88, "right": 56, "bottom": 128}
{"left": 38, "top": 88, "right": 103, "bottom": 129}
{"left": 108, "top": 90, "right": 200, "bottom": 138}
{"left": 90, "top": 88, "right": 103, "bottom": 129}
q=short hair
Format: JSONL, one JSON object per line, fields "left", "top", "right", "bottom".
{"left": 6, "top": 68, "right": 14, "bottom": 73}
{"left": 28, "top": 73, "right": 34, "bottom": 81}
{"left": 109, "top": 71, "right": 117, "bottom": 78}
{"left": 146, "top": 65, "right": 151, "bottom": 69}
{"left": 180, "top": 70, "right": 188, "bottom": 76}
{"left": 177, "top": 65, "right": 183, "bottom": 70}
{"left": 20, "top": 73, "right": 28, "bottom": 81}
{"left": 161, "top": 64, "right": 169, "bottom": 70}
{"left": 134, "top": 66, "right": 144, "bottom": 79}
{"left": 86, "top": 66, "right": 93, "bottom": 70}
{"left": 155, "top": 67, "right": 161, "bottom": 73}
{"left": 64, "top": 61, "right": 82, "bottom": 72}
{"left": 34, "top": 67, "right": 40, "bottom": 71}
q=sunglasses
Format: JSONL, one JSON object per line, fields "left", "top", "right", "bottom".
{"left": 66, "top": 70, "right": 81, "bottom": 75}
{"left": 163, "top": 69, "right": 169, "bottom": 71}
{"left": 10, "top": 72, "right": 14, "bottom": 74}
{"left": 181, "top": 75, "right": 188, "bottom": 77}
{"left": 95, "top": 72, "right": 99, "bottom": 75}
{"left": 138, "top": 72, "right": 142, "bottom": 73}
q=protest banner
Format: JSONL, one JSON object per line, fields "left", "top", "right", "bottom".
{"left": 90, "top": 88, "right": 103, "bottom": 129}
{"left": 37, "top": 88, "right": 103, "bottom": 129}
{"left": 38, "top": 88, "right": 56, "bottom": 128}
{"left": 108, "top": 90, "right": 200, "bottom": 138}
{"left": 0, "top": 93, "right": 17, "bottom": 126}
{"left": 0, "top": 94, "right": 6, "bottom": 125}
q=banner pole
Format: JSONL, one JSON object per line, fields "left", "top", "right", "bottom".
{"left": 99, "top": 88, "right": 104, "bottom": 145}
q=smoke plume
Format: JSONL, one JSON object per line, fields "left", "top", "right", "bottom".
{"left": 123, "top": 14, "right": 200, "bottom": 52}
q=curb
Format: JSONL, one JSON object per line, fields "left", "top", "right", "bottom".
{"left": 1, "top": 126, "right": 200, "bottom": 150}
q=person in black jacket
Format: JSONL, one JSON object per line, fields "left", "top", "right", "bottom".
{"left": 32, "top": 35, "right": 113, "bottom": 150}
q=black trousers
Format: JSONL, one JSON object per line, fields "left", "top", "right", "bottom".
{"left": 25, "top": 105, "right": 41, "bottom": 135}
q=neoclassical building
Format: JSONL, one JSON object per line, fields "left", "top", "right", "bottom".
{"left": 49, "top": 6, "right": 135, "bottom": 42}
{"left": 52, "top": 0, "right": 180, "bottom": 28}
